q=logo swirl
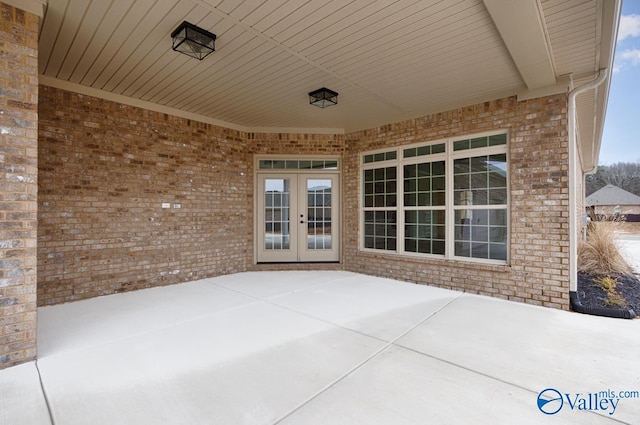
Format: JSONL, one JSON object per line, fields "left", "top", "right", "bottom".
{"left": 537, "top": 388, "right": 564, "bottom": 415}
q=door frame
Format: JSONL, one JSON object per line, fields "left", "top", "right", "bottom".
{"left": 254, "top": 155, "right": 341, "bottom": 264}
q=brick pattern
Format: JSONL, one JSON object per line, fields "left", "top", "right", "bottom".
{"left": 38, "top": 87, "right": 252, "bottom": 305}
{"left": 38, "top": 87, "right": 571, "bottom": 311}
{"left": 343, "top": 95, "right": 571, "bottom": 309}
{"left": 0, "top": 3, "right": 39, "bottom": 369}
{"left": 37, "top": 89, "right": 347, "bottom": 305}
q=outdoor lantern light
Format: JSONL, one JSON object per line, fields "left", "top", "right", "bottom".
{"left": 309, "top": 87, "right": 339, "bottom": 108}
{"left": 171, "top": 21, "right": 216, "bottom": 60}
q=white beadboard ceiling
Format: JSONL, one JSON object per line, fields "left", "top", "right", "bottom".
{"left": 37, "top": 0, "right": 617, "bottom": 143}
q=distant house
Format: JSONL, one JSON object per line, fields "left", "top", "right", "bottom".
{"left": 586, "top": 184, "right": 640, "bottom": 220}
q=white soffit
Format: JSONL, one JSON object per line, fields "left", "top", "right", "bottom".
{"left": 483, "top": 0, "right": 556, "bottom": 90}
{"left": 34, "top": 0, "right": 615, "bottom": 134}
{"left": 36, "top": 0, "right": 525, "bottom": 133}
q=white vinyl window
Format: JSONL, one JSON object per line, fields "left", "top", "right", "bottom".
{"left": 360, "top": 132, "right": 508, "bottom": 264}
{"left": 362, "top": 150, "right": 398, "bottom": 251}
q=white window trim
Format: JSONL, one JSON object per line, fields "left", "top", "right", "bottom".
{"left": 359, "top": 130, "right": 510, "bottom": 265}
{"left": 255, "top": 154, "right": 341, "bottom": 172}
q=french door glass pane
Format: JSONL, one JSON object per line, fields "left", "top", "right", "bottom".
{"left": 307, "top": 179, "right": 332, "bottom": 250}
{"left": 264, "top": 179, "right": 290, "bottom": 250}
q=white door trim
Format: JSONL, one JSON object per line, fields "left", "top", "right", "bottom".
{"left": 255, "top": 156, "right": 341, "bottom": 263}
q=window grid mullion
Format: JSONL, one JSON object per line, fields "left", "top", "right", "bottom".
{"left": 446, "top": 141, "right": 455, "bottom": 260}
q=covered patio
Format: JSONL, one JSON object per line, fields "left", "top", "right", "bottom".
{"left": 0, "top": 0, "right": 624, "bottom": 365}
{"left": 3, "top": 271, "right": 639, "bottom": 424}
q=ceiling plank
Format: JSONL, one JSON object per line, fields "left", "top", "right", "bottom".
{"left": 91, "top": 0, "right": 182, "bottom": 89}
{"left": 38, "top": 0, "right": 69, "bottom": 74}
{"left": 66, "top": 0, "right": 133, "bottom": 83}
{"left": 300, "top": 0, "right": 438, "bottom": 61}
{"left": 44, "top": 0, "right": 91, "bottom": 77}
{"left": 269, "top": 0, "right": 350, "bottom": 43}
{"left": 117, "top": 12, "right": 225, "bottom": 96}
{"left": 218, "top": 0, "right": 269, "bottom": 20}
{"left": 132, "top": 17, "right": 237, "bottom": 100}
{"left": 248, "top": 0, "right": 311, "bottom": 33}
{"left": 101, "top": 2, "right": 206, "bottom": 93}
{"left": 56, "top": 0, "right": 114, "bottom": 81}
{"left": 327, "top": 5, "right": 493, "bottom": 77}
{"left": 188, "top": 53, "right": 302, "bottom": 114}
{"left": 79, "top": 0, "right": 160, "bottom": 86}
{"left": 149, "top": 28, "right": 258, "bottom": 105}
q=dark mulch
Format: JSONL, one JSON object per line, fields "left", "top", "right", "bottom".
{"left": 577, "top": 272, "right": 640, "bottom": 316}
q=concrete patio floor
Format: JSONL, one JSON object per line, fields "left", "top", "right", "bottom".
{"left": 2, "top": 271, "right": 639, "bottom": 424}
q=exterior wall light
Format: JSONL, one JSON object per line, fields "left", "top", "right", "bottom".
{"left": 171, "top": 21, "right": 216, "bottom": 60}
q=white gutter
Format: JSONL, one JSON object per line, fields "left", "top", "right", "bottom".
{"left": 568, "top": 68, "right": 609, "bottom": 292}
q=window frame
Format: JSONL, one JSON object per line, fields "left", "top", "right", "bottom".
{"left": 360, "top": 148, "right": 399, "bottom": 253}
{"left": 359, "top": 130, "right": 510, "bottom": 265}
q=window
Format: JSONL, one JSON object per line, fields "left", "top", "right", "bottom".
{"left": 361, "top": 132, "right": 508, "bottom": 263}
{"left": 259, "top": 159, "right": 338, "bottom": 170}
{"left": 362, "top": 152, "right": 397, "bottom": 250}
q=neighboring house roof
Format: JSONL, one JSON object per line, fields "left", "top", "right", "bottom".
{"left": 29, "top": 0, "right": 619, "bottom": 163}
{"left": 586, "top": 184, "right": 640, "bottom": 206}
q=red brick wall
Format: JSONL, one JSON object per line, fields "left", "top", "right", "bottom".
{"left": 344, "top": 95, "right": 571, "bottom": 309}
{"left": 38, "top": 86, "right": 252, "bottom": 305}
{"left": 0, "top": 2, "right": 39, "bottom": 368}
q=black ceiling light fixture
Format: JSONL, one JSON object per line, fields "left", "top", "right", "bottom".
{"left": 171, "top": 21, "right": 216, "bottom": 60}
{"left": 309, "top": 87, "right": 339, "bottom": 108}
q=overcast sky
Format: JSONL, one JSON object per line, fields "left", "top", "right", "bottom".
{"left": 599, "top": 1, "right": 640, "bottom": 165}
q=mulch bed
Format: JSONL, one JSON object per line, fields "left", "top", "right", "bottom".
{"left": 577, "top": 272, "right": 640, "bottom": 316}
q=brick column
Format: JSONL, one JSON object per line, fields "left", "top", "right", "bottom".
{"left": 0, "top": 2, "right": 39, "bottom": 368}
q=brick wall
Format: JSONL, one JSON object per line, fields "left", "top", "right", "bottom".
{"left": 0, "top": 2, "right": 39, "bottom": 368}
{"left": 37, "top": 88, "right": 348, "bottom": 305}
{"left": 38, "top": 88, "right": 570, "bottom": 310}
{"left": 38, "top": 86, "right": 252, "bottom": 305}
{"left": 343, "top": 95, "right": 571, "bottom": 309}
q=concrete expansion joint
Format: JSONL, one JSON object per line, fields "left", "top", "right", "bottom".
{"left": 270, "top": 292, "right": 464, "bottom": 424}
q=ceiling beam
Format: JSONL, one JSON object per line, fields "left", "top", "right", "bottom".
{"left": 483, "top": 0, "right": 556, "bottom": 90}
{"left": 2, "top": 0, "right": 47, "bottom": 17}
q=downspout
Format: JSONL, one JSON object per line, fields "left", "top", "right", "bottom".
{"left": 567, "top": 69, "right": 635, "bottom": 319}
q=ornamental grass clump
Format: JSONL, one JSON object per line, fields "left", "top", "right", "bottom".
{"left": 578, "top": 218, "right": 633, "bottom": 277}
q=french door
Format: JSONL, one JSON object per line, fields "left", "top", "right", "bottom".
{"left": 257, "top": 173, "right": 340, "bottom": 262}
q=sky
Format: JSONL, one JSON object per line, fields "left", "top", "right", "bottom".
{"left": 599, "top": 0, "right": 640, "bottom": 165}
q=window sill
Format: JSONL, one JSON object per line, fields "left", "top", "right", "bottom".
{"left": 357, "top": 249, "right": 512, "bottom": 273}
